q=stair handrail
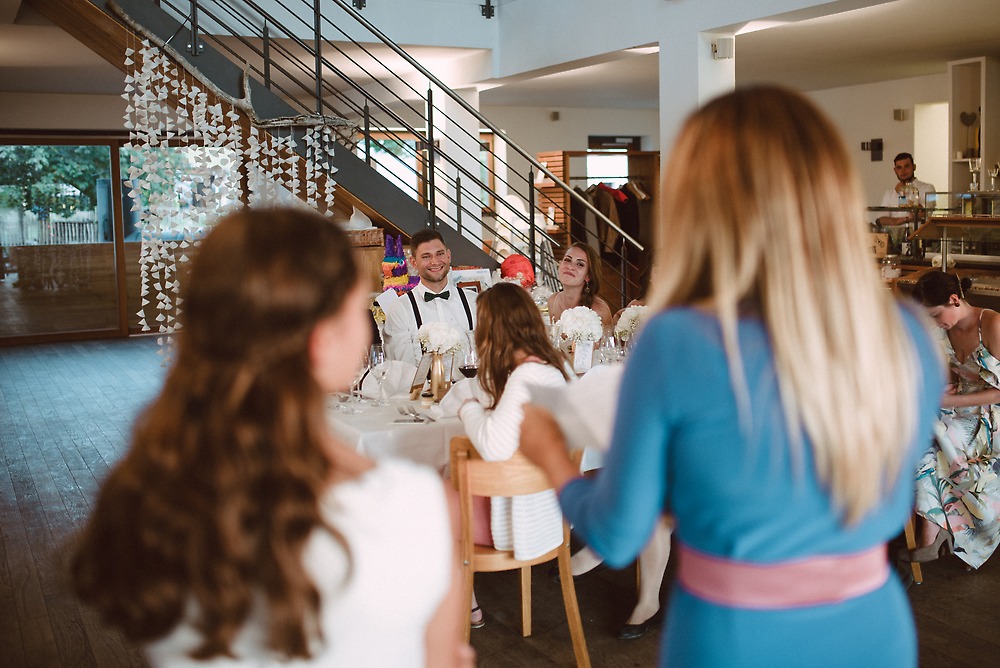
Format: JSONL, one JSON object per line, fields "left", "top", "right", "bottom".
{"left": 324, "top": 0, "right": 643, "bottom": 254}
{"left": 126, "top": 0, "right": 642, "bottom": 301}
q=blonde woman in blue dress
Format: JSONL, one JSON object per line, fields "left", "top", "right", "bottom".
{"left": 910, "top": 270, "right": 1000, "bottom": 568}
{"left": 518, "top": 87, "right": 943, "bottom": 667}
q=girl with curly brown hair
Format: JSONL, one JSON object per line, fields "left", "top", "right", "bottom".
{"left": 71, "top": 207, "right": 472, "bottom": 666}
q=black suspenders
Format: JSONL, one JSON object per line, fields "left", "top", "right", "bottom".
{"left": 406, "top": 288, "right": 474, "bottom": 330}
{"left": 457, "top": 289, "right": 474, "bottom": 329}
{"left": 406, "top": 291, "right": 423, "bottom": 328}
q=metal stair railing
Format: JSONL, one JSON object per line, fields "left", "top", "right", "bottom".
{"left": 146, "top": 0, "right": 645, "bottom": 304}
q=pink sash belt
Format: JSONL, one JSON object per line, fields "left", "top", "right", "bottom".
{"left": 676, "top": 542, "right": 889, "bottom": 610}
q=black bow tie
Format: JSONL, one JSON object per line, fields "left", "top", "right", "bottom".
{"left": 424, "top": 290, "right": 450, "bottom": 302}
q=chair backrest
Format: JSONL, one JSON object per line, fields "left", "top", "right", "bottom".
{"left": 450, "top": 436, "right": 555, "bottom": 498}
{"left": 449, "top": 436, "right": 591, "bottom": 667}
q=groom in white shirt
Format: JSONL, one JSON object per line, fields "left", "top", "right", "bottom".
{"left": 383, "top": 228, "right": 477, "bottom": 365}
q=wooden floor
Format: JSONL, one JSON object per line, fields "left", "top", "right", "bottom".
{"left": 1, "top": 337, "right": 998, "bottom": 667}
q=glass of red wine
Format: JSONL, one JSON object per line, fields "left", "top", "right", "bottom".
{"left": 459, "top": 346, "right": 478, "bottom": 379}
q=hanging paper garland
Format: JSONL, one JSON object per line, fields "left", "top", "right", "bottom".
{"left": 124, "top": 38, "right": 341, "bottom": 362}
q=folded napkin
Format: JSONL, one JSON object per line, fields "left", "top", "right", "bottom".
{"left": 361, "top": 360, "right": 418, "bottom": 400}
{"left": 527, "top": 364, "right": 624, "bottom": 455}
{"left": 437, "top": 378, "right": 477, "bottom": 418}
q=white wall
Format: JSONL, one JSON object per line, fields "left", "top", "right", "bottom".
{"left": 480, "top": 74, "right": 948, "bottom": 212}
{"left": 479, "top": 105, "right": 659, "bottom": 191}
{"left": 806, "top": 73, "right": 948, "bottom": 207}
{"left": 914, "top": 102, "right": 949, "bottom": 195}
{"left": 494, "top": 0, "right": 883, "bottom": 79}
{"left": 481, "top": 105, "right": 659, "bottom": 153}
{"left": 0, "top": 93, "right": 126, "bottom": 130}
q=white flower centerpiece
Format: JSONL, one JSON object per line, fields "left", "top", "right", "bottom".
{"left": 614, "top": 304, "right": 651, "bottom": 342}
{"left": 557, "top": 306, "right": 603, "bottom": 374}
{"left": 557, "top": 306, "right": 603, "bottom": 342}
{"left": 417, "top": 321, "right": 463, "bottom": 354}
{"left": 417, "top": 322, "right": 463, "bottom": 401}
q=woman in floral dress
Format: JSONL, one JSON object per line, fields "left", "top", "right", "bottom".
{"left": 911, "top": 270, "right": 1000, "bottom": 568}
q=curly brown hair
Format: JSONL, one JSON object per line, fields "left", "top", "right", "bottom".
{"left": 71, "top": 207, "right": 360, "bottom": 659}
{"left": 475, "top": 282, "right": 569, "bottom": 407}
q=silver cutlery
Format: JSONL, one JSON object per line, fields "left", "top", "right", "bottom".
{"left": 405, "top": 405, "right": 435, "bottom": 422}
{"left": 394, "top": 405, "right": 425, "bottom": 423}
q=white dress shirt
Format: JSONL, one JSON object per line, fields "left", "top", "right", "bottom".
{"left": 382, "top": 280, "right": 477, "bottom": 366}
{"left": 878, "top": 178, "right": 935, "bottom": 248}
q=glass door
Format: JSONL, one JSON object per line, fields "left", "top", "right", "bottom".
{"left": 0, "top": 143, "right": 122, "bottom": 341}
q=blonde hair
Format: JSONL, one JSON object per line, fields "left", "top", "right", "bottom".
{"left": 648, "top": 87, "right": 919, "bottom": 524}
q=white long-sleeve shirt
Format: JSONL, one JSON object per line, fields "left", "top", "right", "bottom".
{"left": 459, "top": 361, "right": 568, "bottom": 560}
{"left": 382, "top": 281, "right": 477, "bottom": 366}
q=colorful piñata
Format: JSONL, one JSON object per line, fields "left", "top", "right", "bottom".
{"left": 381, "top": 234, "right": 420, "bottom": 295}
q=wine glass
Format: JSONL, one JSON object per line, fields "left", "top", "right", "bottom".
{"left": 369, "top": 344, "right": 389, "bottom": 406}
{"left": 989, "top": 163, "right": 999, "bottom": 191}
{"left": 969, "top": 158, "right": 982, "bottom": 191}
{"left": 341, "top": 353, "right": 369, "bottom": 414}
{"left": 595, "top": 333, "right": 618, "bottom": 365}
{"left": 458, "top": 346, "right": 478, "bottom": 379}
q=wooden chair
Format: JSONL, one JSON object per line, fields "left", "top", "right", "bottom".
{"left": 450, "top": 436, "right": 590, "bottom": 668}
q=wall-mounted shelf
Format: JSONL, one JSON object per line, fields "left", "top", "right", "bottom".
{"left": 948, "top": 57, "right": 1000, "bottom": 191}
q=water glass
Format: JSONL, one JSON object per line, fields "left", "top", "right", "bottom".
{"left": 340, "top": 353, "right": 369, "bottom": 414}
{"left": 369, "top": 344, "right": 389, "bottom": 406}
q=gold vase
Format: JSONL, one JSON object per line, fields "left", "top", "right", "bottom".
{"left": 429, "top": 352, "right": 449, "bottom": 401}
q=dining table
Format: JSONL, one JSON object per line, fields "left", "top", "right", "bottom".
{"left": 327, "top": 396, "right": 466, "bottom": 474}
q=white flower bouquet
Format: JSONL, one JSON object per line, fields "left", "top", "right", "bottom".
{"left": 558, "top": 306, "right": 603, "bottom": 342}
{"left": 418, "top": 322, "right": 463, "bottom": 354}
{"left": 614, "top": 304, "right": 651, "bottom": 341}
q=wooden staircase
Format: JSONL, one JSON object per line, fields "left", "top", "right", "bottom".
{"left": 24, "top": 0, "right": 497, "bottom": 269}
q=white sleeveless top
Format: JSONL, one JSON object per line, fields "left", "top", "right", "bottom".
{"left": 145, "top": 460, "right": 452, "bottom": 667}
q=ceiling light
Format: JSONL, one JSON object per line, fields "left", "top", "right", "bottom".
{"left": 626, "top": 46, "right": 660, "bottom": 55}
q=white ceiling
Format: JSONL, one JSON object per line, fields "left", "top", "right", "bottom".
{"left": 476, "top": 0, "right": 1000, "bottom": 108}
{"left": 2, "top": 0, "right": 1000, "bottom": 107}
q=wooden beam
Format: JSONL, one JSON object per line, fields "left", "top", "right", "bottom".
{"left": 23, "top": 0, "right": 132, "bottom": 73}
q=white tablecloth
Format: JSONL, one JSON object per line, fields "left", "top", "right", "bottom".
{"left": 328, "top": 397, "right": 465, "bottom": 474}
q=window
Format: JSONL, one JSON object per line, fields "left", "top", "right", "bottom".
{"left": 0, "top": 142, "right": 120, "bottom": 339}
{"left": 585, "top": 136, "right": 642, "bottom": 188}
